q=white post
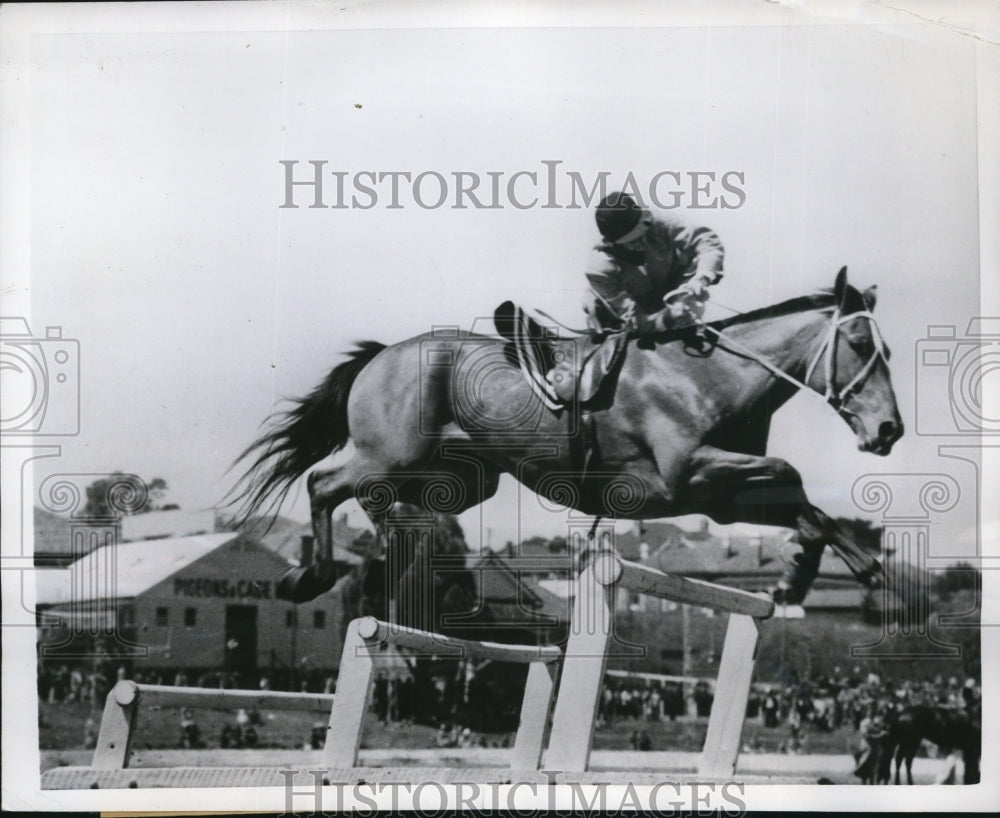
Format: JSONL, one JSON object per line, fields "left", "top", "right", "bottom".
{"left": 323, "top": 618, "right": 378, "bottom": 768}
{"left": 510, "top": 660, "right": 557, "bottom": 771}
{"left": 698, "top": 613, "right": 760, "bottom": 778}
{"left": 545, "top": 563, "right": 616, "bottom": 772}
{"left": 92, "top": 681, "right": 139, "bottom": 770}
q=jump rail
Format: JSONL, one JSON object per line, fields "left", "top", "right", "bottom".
{"left": 546, "top": 552, "right": 774, "bottom": 778}
{"left": 91, "top": 681, "right": 336, "bottom": 770}
{"left": 327, "top": 616, "right": 562, "bottom": 771}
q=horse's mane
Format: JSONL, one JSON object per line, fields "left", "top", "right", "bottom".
{"left": 635, "top": 288, "right": 841, "bottom": 347}
{"left": 708, "top": 288, "right": 838, "bottom": 331}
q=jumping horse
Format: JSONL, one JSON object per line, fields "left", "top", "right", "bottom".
{"left": 228, "top": 268, "right": 902, "bottom": 605}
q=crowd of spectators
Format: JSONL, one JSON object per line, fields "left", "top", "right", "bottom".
{"left": 750, "top": 667, "right": 981, "bottom": 736}
{"left": 38, "top": 656, "right": 981, "bottom": 763}
{"left": 596, "top": 678, "right": 694, "bottom": 726}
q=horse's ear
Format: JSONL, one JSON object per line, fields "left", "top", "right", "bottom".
{"left": 834, "top": 266, "right": 849, "bottom": 310}
{"left": 862, "top": 285, "right": 878, "bottom": 312}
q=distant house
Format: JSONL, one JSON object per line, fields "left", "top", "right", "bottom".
{"left": 529, "top": 517, "right": 889, "bottom": 621}
{"left": 448, "top": 552, "right": 569, "bottom": 646}
{"left": 34, "top": 507, "right": 218, "bottom": 567}
{"left": 121, "top": 509, "right": 216, "bottom": 542}
{"left": 33, "top": 507, "right": 76, "bottom": 567}
{"left": 36, "top": 531, "right": 346, "bottom": 677}
{"left": 236, "top": 514, "right": 364, "bottom": 573}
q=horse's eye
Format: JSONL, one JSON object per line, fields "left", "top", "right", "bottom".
{"left": 848, "top": 336, "right": 872, "bottom": 355}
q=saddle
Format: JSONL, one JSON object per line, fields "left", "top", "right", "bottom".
{"left": 493, "top": 301, "right": 629, "bottom": 408}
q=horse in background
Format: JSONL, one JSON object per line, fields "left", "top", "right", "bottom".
{"left": 889, "top": 704, "right": 981, "bottom": 785}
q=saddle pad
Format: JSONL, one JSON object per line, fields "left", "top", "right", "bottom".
{"left": 493, "top": 301, "right": 562, "bottom": 409}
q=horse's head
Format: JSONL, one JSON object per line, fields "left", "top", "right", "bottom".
{"left": 807, "top": 267, "right": 903, "bottom": 455}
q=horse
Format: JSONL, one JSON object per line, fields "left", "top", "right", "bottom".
{"left": 228, "top": 267, "right": 902, "bottom": 608}
{"left": 889, "top": 704, "right": 981, "bottom": 785}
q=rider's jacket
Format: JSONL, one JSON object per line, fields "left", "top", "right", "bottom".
{"left": 584, "top": 218, "right": 724, "bottom": 334}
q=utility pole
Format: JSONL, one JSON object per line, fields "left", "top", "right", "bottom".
{"left": 681, "top": 603, "right": 692, "bottom": 676}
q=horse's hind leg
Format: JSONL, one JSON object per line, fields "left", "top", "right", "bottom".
{"left": 276, "top": 457, "right": 361, "bottom": 603}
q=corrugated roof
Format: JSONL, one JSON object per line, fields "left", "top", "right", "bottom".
{"left": 649, "top": 531, "right": 858, "bottom": 579}
{"left": 802, "top": 588, "right": 863, "bottom": 610}
{"left": 491, "top": 553, "right": 575, "bottom": 577}
{"left": 37, "top": 532, "right": 240, "bottom": 605}
{"left": 469, "top": 553, "right": 570, "bottom": 622}
{"left": 120, "top": 509, "right": 216, "bottom": 542}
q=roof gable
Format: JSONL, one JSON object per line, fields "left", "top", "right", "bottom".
{"left": 238, "top": 515, "right": 364, "bottom": 566}
{"left": 146, "top": 532, "right": 296, "bottom": 597}
{"left": 39, "top": 532, "right": 298, "bottom": 604}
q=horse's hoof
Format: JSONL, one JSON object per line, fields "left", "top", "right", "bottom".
{"left": 276, "top": 565, "right": 336, "bottom": 603}
{"left": 860, "top": 568, "right": 886, "bottom": 591}
{"left": 771, "top": 581, "right": 806, "bottom": 606}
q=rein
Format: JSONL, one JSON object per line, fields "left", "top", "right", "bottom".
{"left": 703, "top": 307, "right": 889, "bottom": 420}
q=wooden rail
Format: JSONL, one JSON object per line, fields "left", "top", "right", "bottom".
{"left": 592, "top": 553, "right": 775, "bottom": 619}
{"left": 354, "top": 616, "right": 564, "bottom": 664}
{"left": 92, "top": 681, "right": 335, "bottom": 770}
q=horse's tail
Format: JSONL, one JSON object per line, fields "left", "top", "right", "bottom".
{"left": 224, "top": 341, "right": 386, "bottom": 527}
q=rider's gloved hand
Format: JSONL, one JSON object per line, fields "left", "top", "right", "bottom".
{"left": 665, "top": 292, "right": 705, "bottom": 324}
{"left": 683, "top": 274, "right": 713, "bottom": 300}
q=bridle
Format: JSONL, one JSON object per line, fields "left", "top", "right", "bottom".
{"left": 703, "top": 306, "right": 890, "bottom": 420}
{"left": 803, "top": 308, "right": 889, "bottom": 414}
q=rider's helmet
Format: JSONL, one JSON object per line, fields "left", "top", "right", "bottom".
{"left": 596, "top": 192, "right": 650, "bottom": 247}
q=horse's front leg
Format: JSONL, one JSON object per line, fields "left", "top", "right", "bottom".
{"left": 682, "top": 445, "right": 885, "bottom": 604}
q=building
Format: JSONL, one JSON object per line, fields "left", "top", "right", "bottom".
{"left": 120, "top": 509, "right": 216, "bottom": 542}
{"left": 33, "top": 507, "right": 220, "bottom": 567}
{"left": 615, "top": 518, "right": 872, "bottom": 619}
{"left": 36, "top": 531, "right": 356, "bottom": 684}
{"left": 33, "top": 508, "right": 76, "bottom": 567}
{"left": 461, "top": 552, "right": 568, "bottom": 645}
{"left": 237, "top": 513, "right": 367, "bottom": 566}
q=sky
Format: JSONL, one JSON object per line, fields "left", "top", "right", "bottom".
{"left": 5, "top": 5, "right": 994, "bottom": 564}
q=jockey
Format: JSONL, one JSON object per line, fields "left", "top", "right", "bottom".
{"left": 584, "top": 191, "right": 725, "bottom": 335}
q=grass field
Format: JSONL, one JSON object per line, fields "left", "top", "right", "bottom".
{"left": 39, "top": 698, "right": 856, "bottom": 760}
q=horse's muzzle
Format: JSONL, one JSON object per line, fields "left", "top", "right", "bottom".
{"left": 860, "top": 419, "right": 903, "bottom": 455}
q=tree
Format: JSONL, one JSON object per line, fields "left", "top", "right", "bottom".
{"left": 548, "top": 536, "right": 568, "bottom": 554}
{"left": 82, "top": 472, "right": 171, "bottom": 517}
{"left": 933, "top": 562, "right": 980, "bottom": 596}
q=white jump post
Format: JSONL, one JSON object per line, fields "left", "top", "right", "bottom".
{"left": 546, "top": 552, "right": 774, "bottom": 778}
{"left": 324, "top": 616, "right": 563, "bottom": 772}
